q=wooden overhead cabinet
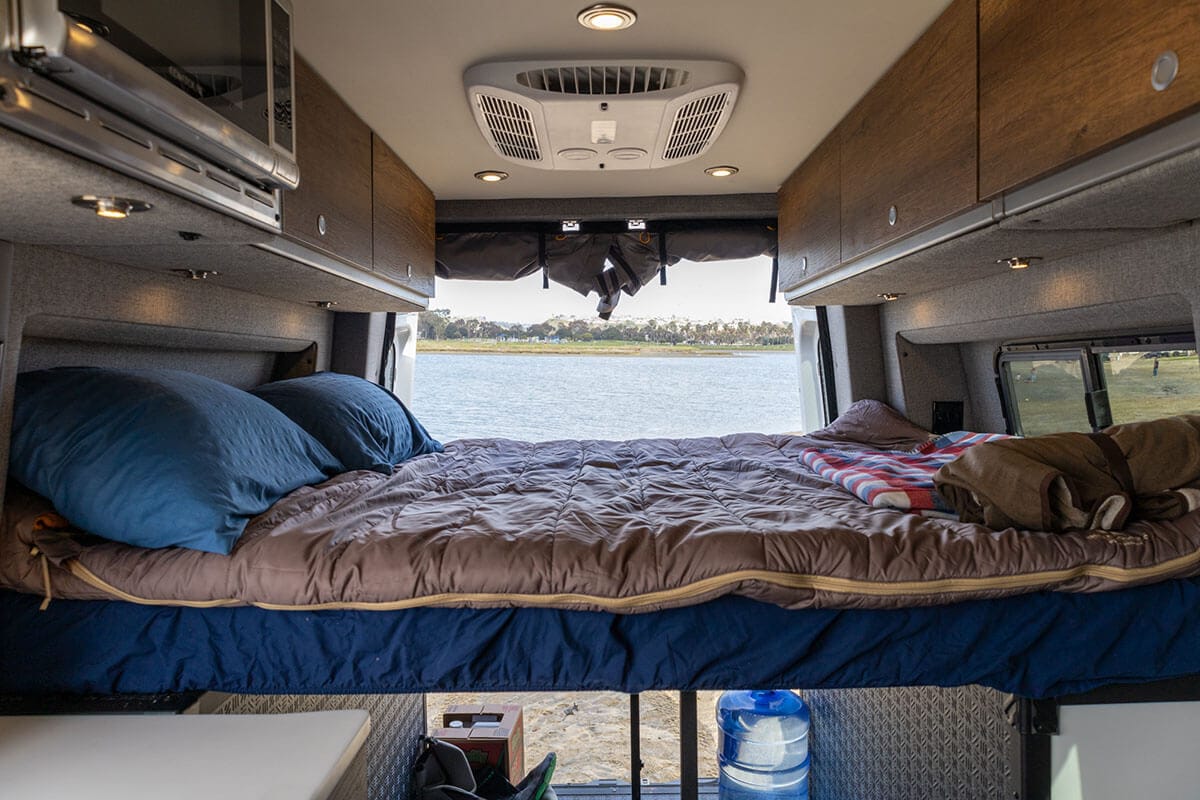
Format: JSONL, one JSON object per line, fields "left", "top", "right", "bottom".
{"left": 838, "top": 0, "right": 978, "bottom": 262}
{"left": 372, "top": 134, "right": 436, "bottom": 297}
{"left": 777, "top": 133, "right": 840, "bottom": 292}
{"left": 979, "top": 0, "right": 1200, "bottom": 198}
{"left": 283, "top": 56, "right": 374, "bottom": 269}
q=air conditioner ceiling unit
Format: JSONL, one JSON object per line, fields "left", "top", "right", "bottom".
{"left": 464, "top": 59, "right": 743, "bottom": 171}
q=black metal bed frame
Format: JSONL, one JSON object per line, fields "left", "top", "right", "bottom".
{"left": 1009, "top": 675, "right": 1200, "bottom": 800}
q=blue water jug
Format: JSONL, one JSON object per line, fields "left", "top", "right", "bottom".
{"left": 716, "top": 690, "right": 810, "bottom": 800}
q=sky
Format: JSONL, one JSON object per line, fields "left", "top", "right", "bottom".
{"left": 431, "top": 255, "right": 794, "bottom": 324}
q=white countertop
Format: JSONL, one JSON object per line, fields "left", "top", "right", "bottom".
{"left": 0, "top": 709, "right": 371, "bottom": 800}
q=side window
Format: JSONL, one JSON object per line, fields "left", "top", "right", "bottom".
{"left": 999, "top": 336, "right": 1200, "bottom": 435}
{"left": 1098, "top": 347, "right": 1200, "bottom": 423}
{"left": 1000, "top": 351, "right": 1093, "bottom": 436}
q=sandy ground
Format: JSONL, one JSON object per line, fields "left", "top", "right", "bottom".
{"left": 427, "top": 691, "right": 721, "bottom": 785}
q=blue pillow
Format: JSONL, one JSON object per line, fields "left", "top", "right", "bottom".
{"left": 9, "top": 367, "right": 341, "bottom": 554}
{"left": 251, "top": 372, "right": 443, "bottom": 474}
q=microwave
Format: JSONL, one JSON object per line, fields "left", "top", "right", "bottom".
{"left": 7, "top": 0, "right": 298, "bottom": 190}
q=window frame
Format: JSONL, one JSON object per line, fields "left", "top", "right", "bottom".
{"left": 997, "top": 331, "right": 1196, "bottom": 435}
{"left": 998, "top": 348, "right": 1097, "bottom": 436}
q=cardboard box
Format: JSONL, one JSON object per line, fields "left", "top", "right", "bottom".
{"left": 434, "top": 704, "right": 525, "bottom": 781}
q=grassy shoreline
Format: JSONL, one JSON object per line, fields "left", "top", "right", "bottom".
{"left": 416, "top": 339, "right": 794, "bottom": 356}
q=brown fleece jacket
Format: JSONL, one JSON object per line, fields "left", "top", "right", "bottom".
{"left": 935, "top": 415, "right": 1200, "bottom": 532}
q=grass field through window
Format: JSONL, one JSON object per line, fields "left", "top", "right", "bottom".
{"left": 1007, "top": 351, "right": 1200, "bottom": 435}
{"left": 1005, "top": 358, "right": 1090, "bottom": 435}
{"left": 1104, "top": 351, "right": 1200, "bottom": 424}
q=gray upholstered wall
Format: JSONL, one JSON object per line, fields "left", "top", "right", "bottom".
{"left": 892, "top": 336, "right": 973, "bottom": 429}
{"left": 0, "top": 243, "right": 11, "bottom": 499}
{"left": 0, "top": 242, "right": 335, "bottom": 513}
{"left": 874, "top": 222, "right": 1200, "bottom": 431}
{"left": 958, "top": 340, "right": 1005, "bottom": 432}
{"left": 332, "top": 312, "right": 389, "bottom": 383}
{"left": 825, "top": 305, "right": 887, "bottom": 415}
{"left": 0, "top": 243, "right": 12, "bottom": 354}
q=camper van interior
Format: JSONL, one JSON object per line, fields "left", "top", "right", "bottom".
{"left": 3, "top": 0, "right": 1200, "bottom": 798}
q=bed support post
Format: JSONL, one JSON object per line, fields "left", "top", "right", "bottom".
{"left": 630, "top": 694, "right": 642, "bottom": 800}
{"left": 1005, "top": 695, "right": 1058, "bottom": 800}
{"left": 680, "top": 690, "right": 699, "bottom": 800}
{"left": 1011, "top": 675, "right": 1200, "bottom": 800}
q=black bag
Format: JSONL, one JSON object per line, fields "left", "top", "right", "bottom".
{"left": 413, "top": 736, "right": 557, "bottom": 800}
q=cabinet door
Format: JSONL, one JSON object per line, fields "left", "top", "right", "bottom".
{"left": 283, "top": 56, "right": 374, "bottom": 268}
{"left": 777, "top": 132, "right": 840, "bottom": 293}
{"left": 372, "top": 134, "right": 435, "bottom": 297}
{"left": 980, "top": 0, "right": 1200, "bottom": 199}
{"left": 840, "top": 0, "right": 978, "bottom": 262}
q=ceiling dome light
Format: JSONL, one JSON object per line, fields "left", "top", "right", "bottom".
{"left": 170, "top": 269, "right": 220, "bottom": 281}
{"left": 474, "top": 170, "right": 509, "bottom": 183}
{"left": 704, "top": 165, "right": 739, "bottom": 178}
{"left": 94, "top": 199, "right": 132, "bottom": 219}
{"left": 577, "top": 4, "right": 637, "bottom": 30}
{"left": 71, "top": 195, "right": 152, "bottom": 219}
{"left": 997, "top": 256, "right": 1042, "bottom": 270}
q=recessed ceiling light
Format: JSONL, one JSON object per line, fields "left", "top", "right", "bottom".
{"left": 577, "top": 4, "right": 637, "bottom": 30}
{"left": 704, "top": 165, "right": 739, "bottom": 178}
{"left": 474, "top": 170, "right": 509, "bottom": 183}
{"left": 877, "top": 292, "right": 906, "bottom": 302}
{"left": 997, "top": 256, "right": 1042, "bottom": 270}
{"left": 69, "top": 17, "right": 110, "bottom": 36}
{"left": 71, "top": 195, "right": 152, "bottom": 220}
{"left": 170, "top": 269, "right": 219, "bottom": 281}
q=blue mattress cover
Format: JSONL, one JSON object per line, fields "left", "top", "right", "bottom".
{"left": 3, "top": 578, "right": 1200, "bottom": 699}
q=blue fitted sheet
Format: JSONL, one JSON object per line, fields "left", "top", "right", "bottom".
{"left": 3, "top": 578, "right": 1200, "bottom": 699}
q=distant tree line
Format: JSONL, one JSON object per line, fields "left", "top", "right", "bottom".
{"left": 417, "top": 309, "right": 794, "bottom": 346}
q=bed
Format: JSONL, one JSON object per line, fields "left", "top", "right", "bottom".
{"left": 4, "top": 373, "right": 1200, "bottom": 700}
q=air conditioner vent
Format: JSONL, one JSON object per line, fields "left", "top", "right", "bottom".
{"left": 515, "top": 65, "right": 690, "bottom": 95}
{"left": 465, "top": 59, "right": 742, "bottom": 170}
{"left": 662, "top": 91, "right": 730, "bottom": 160}
{"left": 475, "top": 94, "right": 542, "bottom": 161}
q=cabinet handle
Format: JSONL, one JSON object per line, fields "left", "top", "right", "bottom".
{"left": 317, "top": 214, "right": 328, "bottom": 236}
{"left": 1152, "top": 50, "right": 1179, "bottom": 92}
{"left": 801, "top": 256, "right": 808, "bottom": 275}
{"left": 407, "top": 264, "right": 413, "bottom": 278}
{"left": 888, "top": 205, "right": 898, "bottom": 226}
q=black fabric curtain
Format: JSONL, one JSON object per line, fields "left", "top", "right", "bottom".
{"left": 435, "top": 223, "right": 777, "bottom": 318}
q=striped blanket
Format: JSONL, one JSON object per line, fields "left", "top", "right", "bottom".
{"left": 800, "top": 431, "right": 1011, "bottom": 515}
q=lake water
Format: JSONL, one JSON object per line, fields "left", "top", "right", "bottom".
{"left": 411, "top": 351, "right": 805, "bottom": 442}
